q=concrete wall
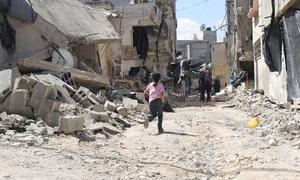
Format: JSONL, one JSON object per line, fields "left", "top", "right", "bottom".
{"left": 252, "top": 0, "right": 288, "bottom": 103}
{"left": 211, "top": 42, "right": 229, "bottom": 88}
{"left": 0, "top": 16, "right": 68, "bottom": 69}
{"left": 176, "top": 40, "right": 210, "bottom": 63}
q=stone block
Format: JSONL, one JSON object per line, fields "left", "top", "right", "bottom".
{"left": 88, "top": 122, "right": 104, "bottom": 133}
{"left": 13, "top": 77, "right": 31, "bottom": 90}
{"left": 87, "top": 122, "right": 120, "bottom": 135}
{"left": 30, "top": 82, "right": 57, "bottom": 111}
{"left": 58, "top": 115, "right": 84, "bottom": 133}
{"left": 8, "top": 90, "right": 29, "bottom": 115}
{"left": 44, "top": 112, "right": 62, "bottom": 127}
{"left": 86, "top": 111, "right": 110, "bottom": 123}
{"left": 122, "top": 97, "right": 138, "bottom": 109}
{"left": 117, "top": 107, "right": 128, "bottom": 117}
{"left": 103, "top": 124, "right": 120, "bottom": 135}
{"left": 36, "top": 99, "right": 60, "bottom": 120}
{"left": 115, "top": 117, "right": 131, "bottom": 128}
{"left": 104, "top": 100, "right": 117, "bottom": 112}
{"left": 91, "top": 104, "right": 105, "bottom": 112}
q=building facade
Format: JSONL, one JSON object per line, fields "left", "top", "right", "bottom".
{"left": 249, "top": 0, "right": 300, "bottom": 104}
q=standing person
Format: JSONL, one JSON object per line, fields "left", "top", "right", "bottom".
{"left": 143, "top": 73, "right": 165, "bottom": 134}
{"left": 199, "top": 70, "right": 212, "bottom": 102}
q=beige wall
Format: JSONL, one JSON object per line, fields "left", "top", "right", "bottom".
{"left": 211, "top": 43, "right": 229, "bottom": 88}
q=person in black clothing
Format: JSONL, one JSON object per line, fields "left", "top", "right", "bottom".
{"left": 212, "top": 77, "right": 221, "bottom": 95}
{"left": 199, "top": 70, "right": 212, "bottom": 102}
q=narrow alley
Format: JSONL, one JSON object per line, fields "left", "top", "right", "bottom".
{"left": 1, "top": 103, "right": 300, "bottom": 180}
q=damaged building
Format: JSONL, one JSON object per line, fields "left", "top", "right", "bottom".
{"left": 80, "top": 0, "right": 177, "bottom": 82}
{"left": 248, "top": 0, "right": 300, "bottom": 105}
{"left": 0, "top": 0, "right": 165, "bottom": 137}
{"left": 226, "top": 0, "right": 254, "bottom": 87}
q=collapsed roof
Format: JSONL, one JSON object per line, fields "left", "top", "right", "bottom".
{"left": 30, "top": 0, "right": 120, "bottom": 44}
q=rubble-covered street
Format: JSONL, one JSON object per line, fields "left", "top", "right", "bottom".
{"left": 1, "top": 101, "right": 300, "bottom": 180}
{"left": 2, "top": 0, "right": 300, "bottom": 179}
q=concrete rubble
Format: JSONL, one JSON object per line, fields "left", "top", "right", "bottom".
{"left": 224, "top": 84, "right": 300, "bottom": 143}
{"left": 0, "top": 67, "right": 152, "bottom": 145}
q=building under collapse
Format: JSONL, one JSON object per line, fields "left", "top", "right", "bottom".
{"left": 80, "top": 0, "right": 177, "bottom": 82}
{"left": 0, "top": 0, "right": 176, "bottom": 84}
{"left": 248, "top": 0, "right": 300, "bottom": 104}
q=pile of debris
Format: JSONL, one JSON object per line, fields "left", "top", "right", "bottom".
{"left": 226, "top": 86, "right": 300, "bottom": 141}
{"left": 0, "top": 65, "right": 150, "bottom": 145}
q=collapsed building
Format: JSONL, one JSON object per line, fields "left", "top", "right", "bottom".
{"left": 248, "top": 0, "right": 300, "bottom": 105}
{"left": 0, "top": 0, "right": 175, "bottom": 140}
{"left": 80, "top": 0, "right": 177, "bottom": 82}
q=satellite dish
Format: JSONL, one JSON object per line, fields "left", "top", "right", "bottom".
{"left": 200, "top": 24, "right": 206, "bottom": 31}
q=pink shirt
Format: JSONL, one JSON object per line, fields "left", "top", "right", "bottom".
{"left": 146, "top": 82, "right": 165, "bottom": 102}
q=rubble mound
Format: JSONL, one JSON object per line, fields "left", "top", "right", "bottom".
{"left": 0, "top": 68, "right": 150, "bottom": 145}
{"left": 228, "top": 87, "right": 299, "bottom": 141}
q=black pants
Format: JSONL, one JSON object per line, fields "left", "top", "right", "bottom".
{"left": 200, "top": 87, "right": 211, "bottom": 102}
{"left": 148, "top": 99, "right": 163, "bottom": 130}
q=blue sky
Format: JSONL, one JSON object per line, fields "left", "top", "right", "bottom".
{"left": 176, "top": 0, "right": 226, "bottom": 41}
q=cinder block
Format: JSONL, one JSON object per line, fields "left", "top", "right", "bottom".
{"left": 8, "top": 90, "right": 29, "bottom": 115}
{"left": 58, "top": 115, "right": 84, "bottom": 133}
{"left": 86, "top": 111, "right": 110, "bottom": 123}
{"left": 44, "top": 112, "right": 62, "bottom": 127}
{"left": 117, "top": 107, "right": 128, "bottom": 117}
{"left": 104, "top": 100, "right": 117, "bottom": 112}
{"left": 30, "top": 82, "right": 58, "bottom": 112}
{"left": 37, "top": 99, "right": 61, "bottom": 120}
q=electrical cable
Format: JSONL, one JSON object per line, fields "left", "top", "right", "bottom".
{"left": 176, "top": 0, "right": 210, "bottom": 12}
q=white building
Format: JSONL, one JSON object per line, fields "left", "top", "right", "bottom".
{"left": 248, "top": 0, "right": 300, "bottom": 104}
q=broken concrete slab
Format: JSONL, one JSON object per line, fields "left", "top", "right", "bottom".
{"left": 91, "top": 104, "right": 105, "bottom": 113}
{"left": 58, "top": 115, "right": 85, "bottom": 133}
{"left": 117, "top": 107, "right": 128, "bottom": 117}
{"left": 18, "top": 59, "right": 110, "bottom": 90}
{"left": 86, "top": 111, "right": 110, "bottom": 123}
{"left": 104, "top": 100, "right": 117, "bottom": 112}
{"left": 122, "top": 97, "right": 138, "bottom": 109}
{"left": 87, "top": 122, "right": 120, "bottom": 135}
{"left": 114, "top": 117, "right": 131, "bottom": 128}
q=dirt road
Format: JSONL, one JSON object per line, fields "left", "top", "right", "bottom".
{"left": 1, "top": 104, "right": 300, "bottom": 180}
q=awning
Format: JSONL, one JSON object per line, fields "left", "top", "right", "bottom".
{"left": 30, "top": 0, "right": 120, "bottom": 45}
